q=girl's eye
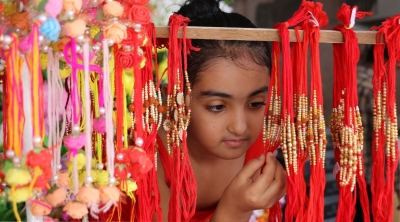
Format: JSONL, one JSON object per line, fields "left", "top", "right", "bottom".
{"left": 206, "top": 105, "right": 225, "bottom": 113}
{"left": 249, "top": 102, "right": 266, "bottom": 109}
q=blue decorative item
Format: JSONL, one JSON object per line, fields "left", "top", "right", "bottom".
{"left": 40, "top": 18, "right": 61, "bottom": 42}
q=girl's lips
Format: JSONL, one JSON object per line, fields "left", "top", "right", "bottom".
{"left": 223, "top": 139, "right": 246, "bottom": 148}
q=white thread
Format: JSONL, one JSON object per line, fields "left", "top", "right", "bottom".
{"left": 333, "top": 162, "right": 341, "bottom": 177}
{"left": 56, "top": 52, "right": 66, "bottom": 176}
{"left": 83, "top": 41, "right": 92, "bottom": 180}
{"left": 47, "top": 49, "right": 57, "bottom": 178}
{"left": 308, "top": 11, "right": 319, "bottom": 27}
{"left": 102, "top": 39, "right": 114, "bottom": 179}
{"left": 348, "top": 7, "right": 357, "bottom": 29}
{"left": 48, "top": 49, "right": 67, "bottom": 181}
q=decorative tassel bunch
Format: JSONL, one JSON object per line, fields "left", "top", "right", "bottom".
{"left": 0, "top": 0, "right": 157, "bottom": 221}
{"left": 331, "top": 4, "right": 372, "bottom": 222}
{"left": 164, "top": 14, "right": 197, "bottom": 222}
{"left": 371, "top": 15, "right": 400, "bottom": 222}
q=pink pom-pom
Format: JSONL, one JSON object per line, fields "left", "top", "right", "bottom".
{"left": 92, "top": 117, "right": 106, "bottom": 134}
{"left": 19, "top": 36, "right": 31, "bottom": 53}
{"left": 45, "top": 0, "right": 63, "bottom": 18}
{"left": 63, "top": 133, "right": 86, "bottom": 150}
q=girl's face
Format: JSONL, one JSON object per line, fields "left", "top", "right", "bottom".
{"left": 187, "top": 57, "right": 270, "bottom": 160}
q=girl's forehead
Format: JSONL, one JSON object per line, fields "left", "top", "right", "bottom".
{"left": 192, "top": 58, "right": 270, "bottom": 97}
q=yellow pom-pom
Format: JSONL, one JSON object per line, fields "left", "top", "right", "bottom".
{"left": 67, "top": 153, "right": 86, "bottom": 173}
{"left": 91, "top": 158, "right": 98, "bottom": 169}
{"left": 3, "top": 3, "right": 17, "bottom": 16}
{"left": 78, "top": 170, "right": 95, "bottom": 187}
{"left": 95, "top": 170, "right": 109, "bottom": 187}
{"left": 59, "top": 67, "right": 71, "bottom": 78}
{"left": 5, "top": 168, "right": 32, "bottom": 186}
{"left": 40, "top": 54, "right": 49, "bottom": 70}
{"left": 90, "top": 26, "right": 101, "bottom": 39}
{"left": 120, "top": 179, "right": 137, "bottom": 199}
{"left": 9, "top": 187, "right": 32, "bottom": 203}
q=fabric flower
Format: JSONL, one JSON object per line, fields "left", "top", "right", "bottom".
{"left": 103, "top": 1, "right": 124, "bottom": 17}
{"left": 40, "top": 18, "right": 61, "bottom": 42}
{"left": 103, "top": 23, "right": 127, "bottom": 44}
{"left": 63, "top": 201, "right": 88, "bottom": 219}
{"left": 120, "top": 28, "right": 148, "bottom": 47}
{"left": 115, "top": 50, "right": 135, "bottom": 68}
{"left": 114, "top": 164, "right": 128, "bottom": 180}
{"left": 45, "top": 0, "right": 63, "bottom": 17}
{"left": 128, "top": 0, "right": 149, "bottom": 5}
{"left": 76, "top": 186, "right": 100, "bottom": 204}
{"left": 99, "top": 186, "right": 120, "bottom": 204}
{"left": 46, "top": 186, "right": 68, "bottom": 207}
{"left": 120, "top": 27, "right": 136, "bottom": 46}
{"left": 26, "top": 148, "right": 52, "bottom": 168}
{"left": 32, "top": 166, "right": 52, "bottom": 188}
{"left": 64, "top": 133, "right": 86, "bottom": 150}
{"left": 10, "top": 11, "right": 30, "bottom": 30}
{"left": 31, "top": 200, "right": 52, "bottom": 216}
{"left": 57, "top": 172, "right": 70, "bottom": 187}
{"left": 128, "top": 5, "right": 151, "bottom": 24}
{"left": 61, "top": 19, "right": 86, "bottom": 38}
{"left": 62, "top": 0, "right": 83, "bottom": 13}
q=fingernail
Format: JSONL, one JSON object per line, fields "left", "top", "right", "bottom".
{"left": 267, "top": 152, "right": 273, "bottom": 157}
{"left": 259, "top": 154, "right": 265, "bottom": 160}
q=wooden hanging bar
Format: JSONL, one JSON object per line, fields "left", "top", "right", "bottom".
{"left": 155, "top": 26, "right": 380, "bottom": 44}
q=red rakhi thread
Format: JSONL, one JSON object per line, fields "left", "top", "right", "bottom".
{"left": 301, "top": 3, "right": 329, "bottom": 222}
{"left": 291, "top": 24, "right": 309, "bottom": 222}
{"left": 272, "top": 4, "right": 310, "bottom": 221}
{"left": 165, "top": 14, "right": 197, "bottom": 222}
{"left": 371, "top": 15, "right": 400, "bottom": 222}
{"left": 331, "top": 4, "right": 372, "bottom": 222}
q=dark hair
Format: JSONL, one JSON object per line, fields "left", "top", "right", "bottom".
{"left": 175, "top": 0, "right": 272, "bottom": 85}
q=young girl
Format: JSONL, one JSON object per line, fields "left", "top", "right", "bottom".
{"left": 156, "top": 0, "right": 287, "bottom": 221}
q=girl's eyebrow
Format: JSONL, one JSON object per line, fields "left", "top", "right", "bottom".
{"left": 248, "top": 86, "right": 269, "bottom": 97}
{"left": 197, "top": 86, "right": 269, "bottom": 99}
{"left": 198, "top": 90, "right": 232, "bottom": 98}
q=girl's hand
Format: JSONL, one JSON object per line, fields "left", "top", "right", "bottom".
{"left": 211, "top": 153, "right": 287, "bottom": 222}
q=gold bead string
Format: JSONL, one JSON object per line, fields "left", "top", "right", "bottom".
{"left": 266, "top": 86, "right": 281, "bottom": 149}
{"left": 307, "top": 90, "right": 327, "bottom": 167}
{"left": 281, "top": 113, "right": 298, "bottom": 175}
{"left": 295, "top": 92, "right": 307, "bottom": 155}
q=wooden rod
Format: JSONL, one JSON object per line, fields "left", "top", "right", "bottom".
{"left": 155, "top": 26, "right": 380, "bottom": 44}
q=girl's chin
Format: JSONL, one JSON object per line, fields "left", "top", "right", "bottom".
{"left": 214, "top": 148, "right": 248, "bottom": 160}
